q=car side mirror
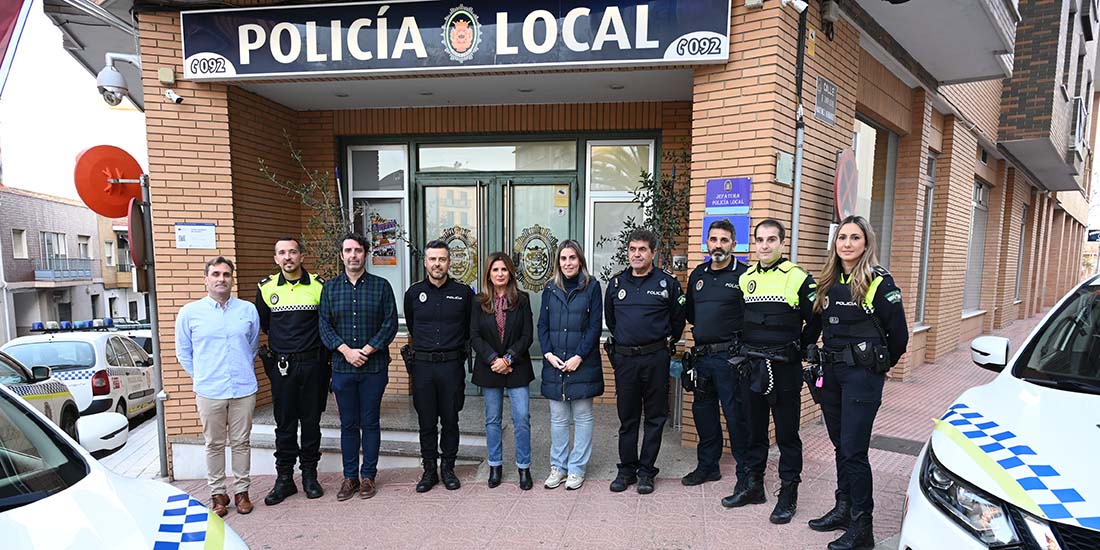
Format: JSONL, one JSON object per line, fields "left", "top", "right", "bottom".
{"left": 971, "top": 336, "right": 1010, "bottom": 372}
{"left": 31, "top": 365, "right": 52, "bottom": 382}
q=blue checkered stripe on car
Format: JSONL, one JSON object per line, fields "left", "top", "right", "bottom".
{"left": 6, "top": 381, "right": 69, "bottom": 397}
{"left": 153, "top": 493, "right": 212, "bottom": 550}
{"left": 51, "top": 369, "right": 93, "bottom": 381}
{"left": 941, "top": 403, "right": 1100, "bottom": 531}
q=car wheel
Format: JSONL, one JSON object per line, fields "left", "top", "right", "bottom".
{"left": 116, "top": 399, "right": 127, "bottom": 417}
{"left": 61, "top": 407, "right": 79, "bottom": 440}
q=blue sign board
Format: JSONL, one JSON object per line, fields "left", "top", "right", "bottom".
{"left": 180, "top": 0, "right": 732, "bottom": 80}
{"left": 704, "top": 177, "right": 751, "bottom": 211}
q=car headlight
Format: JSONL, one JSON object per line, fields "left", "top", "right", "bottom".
{"left": 920, "top": 448, "right": 1020, "bottom": 546}
{"left": 1017, "top": 511, "right": 1063, "bottom": 550}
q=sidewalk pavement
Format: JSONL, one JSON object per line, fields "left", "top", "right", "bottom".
{"left": 170, "top": 315, "right": 1043, "bottom": 550}
{"left": 100, "top": 414, "right": 160, "bottom": 479}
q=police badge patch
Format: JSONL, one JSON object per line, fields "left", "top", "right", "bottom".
{"left": 618, "top": 289, "right": 627, "bottom": 300}
{"left": 747, "top": 280, "right": 757, "bottom": 293}
{"left": 660, "top": 279, "right": 667, "bottom": 288}
{"left": 696, "top": 279, "right": 704, "bottom": 291}
{"left": 885, "top": 290, "right": 903, "bottom": 304}
{"left": 419, "top": 292, "right": 427, "bottom": 303}
{"left": 270, "top": 294, "right": 279, "bottom": 304}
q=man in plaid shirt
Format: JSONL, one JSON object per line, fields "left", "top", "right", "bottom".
{"left": 319, "top": 233, "right": 398, "bottom": 501}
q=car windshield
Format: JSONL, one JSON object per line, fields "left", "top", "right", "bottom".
{"left": 1014, "top": 282, "right": 1100, "bottom": 393}
{"left": 0, "top": 390, "right": 88, "bottom": 512}
{"left": 3, "top": 342, "right": 96, "bottom": 371}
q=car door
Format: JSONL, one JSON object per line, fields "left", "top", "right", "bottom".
{"left": 120, "top": 337, "right": 155, "bottom": 414}
{"left": 105, "top": 337, "right": 134, "bottom": 417}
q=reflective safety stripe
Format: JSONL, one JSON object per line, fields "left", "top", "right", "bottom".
{"left": 22, "top": 391, "right": 71, "bottom": 401}
{"left": 204, "top": 512, "right": 225, "bottom": 550}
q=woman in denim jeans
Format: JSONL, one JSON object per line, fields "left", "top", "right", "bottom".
{"left": 537, "top": 241, "right": 603, "bottom": 490}
{"left": 470, "top": 252, "right": 535, "bottom": 490}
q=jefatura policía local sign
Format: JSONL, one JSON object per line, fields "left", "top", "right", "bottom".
{"left": 180, "top": 0, "right": 731, "bottom": 80}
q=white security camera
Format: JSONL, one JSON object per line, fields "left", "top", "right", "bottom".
{"left": 164, "top": 89, "right": 184, "bottom": 104}
{"left": 780, "top": 0, "right": 809, "bottom": 13}
{"left": 96, "top": 52, "right": 141, "bottom": 107}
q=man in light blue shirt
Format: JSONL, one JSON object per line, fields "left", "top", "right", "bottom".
{"left": 175, "top": 256, "right": 260, "bottom": 518}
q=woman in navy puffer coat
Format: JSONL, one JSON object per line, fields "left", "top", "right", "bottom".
{"left": 537, "top": 240, "right": 603, "bottom": 490}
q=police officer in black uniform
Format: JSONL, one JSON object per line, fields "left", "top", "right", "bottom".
{"left": 403, "top": 240, "right": 474, "bottom": 493}
{"left": 722, "top": 219, "right": 820, "bottom": 526}
{"left": 605, "top": 229, "right": 686, "bottom": 495}
{"left": 681, "top": 219, "right": 750, "bottom": 490}
{"left": 807, "top": 216, "right": 908, "bottom": 550}
{"left": 256, "top": 237, "right": 329, "bottom": 505}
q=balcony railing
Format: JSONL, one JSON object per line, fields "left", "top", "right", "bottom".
{"left": 117, "top": 263, "right": 133, "bottom": 273}
{"left": 34, "top": 257, "right": 94, "bottom": 282}
{"left": 1072, "top": 96, "right": 1090, "bottom": 156}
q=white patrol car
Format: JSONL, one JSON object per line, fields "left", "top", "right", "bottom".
{"left": 1, "top": 331, "right": 156, "bottom": 421}
{"left": 900, "top": 275, "right": 1100, "bottom": 549}
{"left": 0, "top": 350, "right": 80, "bottom": 440}
{"left": 0, "top": 382, "right": 249, "bottom": 549}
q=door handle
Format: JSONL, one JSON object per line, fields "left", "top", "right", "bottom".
{"left": 476, "top": 179, "right": 486, "bottom": 279}
{"left": 505, "top": 178, "right": 514, "bottom": 247}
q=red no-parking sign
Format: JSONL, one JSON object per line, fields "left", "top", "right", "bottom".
{"left": 834, "top": 147, "right": 858, "bottom": 220}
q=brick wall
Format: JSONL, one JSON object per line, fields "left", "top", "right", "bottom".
{"left": 1000, "top": 0, "right": 1065, "bottom": 144}
{"left": 942, "top": 80, "right": 1003, "bottom": 142}
{"left": 0, "top": 189, "right": 102, "bottom": 283}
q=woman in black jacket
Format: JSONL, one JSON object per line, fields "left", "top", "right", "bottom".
{"left": 470, "top": 252, "right": 534, "bottom": 489}
{"left": 537, "top": 240, "right": 603, "bottom": 491}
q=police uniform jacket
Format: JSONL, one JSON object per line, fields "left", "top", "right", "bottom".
{"left": 469, "top": 291, "right": 535, "bottom": 388}
{"left": 739, "top": 259, "right": 819, "bottom": 351}
{"left": 687, "top": 259, "right": 748, "bottom": 345}
{"left": 537, "top": 277, "right": 604, "bottom": 401}
{"left": 819, "top": 266, "right": 909, "bottom": 367}
{"left": 256, "top": 270, "right": 323, "bottom": 354}
{"left": 403, "top": 277, "right": 474, "bottom": 353}
{"left": 604, "top": 267, "right": 687, "bottom": 347}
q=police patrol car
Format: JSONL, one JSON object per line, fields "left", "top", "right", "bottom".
{"left": 1, "top": 324, "right": 156, "bottom": 421}
{"left": 0, "top": 382, "right": 248, "bottom": 549}
{"left": 900, "top": 276, "right": 1100, "bottom": 549}
{"left": 0, "top": 349, "right": 80, "bottom": 440}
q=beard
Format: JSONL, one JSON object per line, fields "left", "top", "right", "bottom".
{"left": 710, "top": 250, "right": 729, "bottom": 263}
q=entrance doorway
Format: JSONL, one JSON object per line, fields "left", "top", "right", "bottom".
{"left": 418, "top": 174, "right": 577, "bottom": 393}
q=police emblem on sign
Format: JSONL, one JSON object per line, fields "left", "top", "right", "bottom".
{"left": 419, "top": 292, "right": 427, "bottom": 303}
{"left": 442, "top": 226, "right": 478, "bottom": 285}
{"left": 747, "top": 280, "right": 756, "bottom": 293}
{"left": 696, "top": 279, "right": 704, "bottom": 291}
{"left": 617, "top": 289, "right": 627, "bottom": 300}
{"left": 442, "top": 5, "right": 481, "bottom": 63}
{"left": 513, "top": 224, "right": 558, "bottom": 292}
{"left": 270, "top": 294, "right": 279, "bottom": 305}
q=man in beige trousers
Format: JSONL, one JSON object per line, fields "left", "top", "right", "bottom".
{"left": 175, "top": 256, "right": 261, "bottom": 517}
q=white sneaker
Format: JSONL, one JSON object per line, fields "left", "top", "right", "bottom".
{"left": 544, "top": 467, "right": 567, "bottom": 489}
{"left": 565, "top": 473, "right": 584, "bottom": 490}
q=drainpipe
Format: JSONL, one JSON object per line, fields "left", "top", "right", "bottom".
{"left": 790, "top": 8, "right": 808, "bottom": 262}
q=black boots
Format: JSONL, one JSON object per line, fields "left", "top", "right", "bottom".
{"left": 301, "top": 470, "right": 323, "bottom": 499}
{"left": 680, "top": 467, "right": 722, "bottom": 486}
{"left": 809, "top": 492, "right": 852, "bottom": 532}
{"left": 609, "top": 472, "right": 637, "bottom": 492}
{"left": 518, "top": 468, "right": 533, "bottom": 490}
{"left": 416, "top": 461, "right": 439, "bottom": 493}
{"left": 264, "top": 474, "right": 298, "bottom": 506}
{"left": 828, "top": 512, "right": 875, "bottom": 550}
{"left": 769, "top": 481, "right": 799, "bottom": 524}
{"left": 488, "top": 465, "right": 502, "bottom": 488}
{"left": 441, "top": 461, "right": 461, "bottom": 490}
{"left": 721, "top": 472, "right": 766, "bottom": 508}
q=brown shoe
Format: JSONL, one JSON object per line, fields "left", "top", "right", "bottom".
{"left": 233, "top": 492, "right": 253, "bottom": 514}
{"left": 337, "top": 478, "right": 360, "bottom": 502}
{"left": 359, "top": 477, "right": 377, "bottom": 499}
{"left": 210, "top": 494, "right": 230, "bottom": 517}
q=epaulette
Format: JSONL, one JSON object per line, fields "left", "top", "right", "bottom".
{"left": 313, "top": 274, "right": 325, "bottom": 283}
{"left": 258, "top": 275, "right": 273, "bottom": 287}
{"left": 872, "top": 265, "right": 891, "bottom": 278}
{"left": 776, "top": 260, "right": 805, "bottom": 274}
{"left": 662, "top": 268, "right": 674, "bottom": 276}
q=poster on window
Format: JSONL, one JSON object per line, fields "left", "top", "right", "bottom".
{"left": 371, "top": 216, "right": 399, "bottom": 266}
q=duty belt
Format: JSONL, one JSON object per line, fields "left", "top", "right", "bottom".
{"left": 273, "top": 347, "right": 320, "bottom": 377}
{"left": 822, "top": 347, "right": 857, "bottom": 366}
{"left": 691, "top": 338, "right": 739, "bottom": 357}
{"left": 409, "top": 348, "right": 466, "bottom": 362}
{"left": 615, "top": 340, "right": 667, "bottom": 357}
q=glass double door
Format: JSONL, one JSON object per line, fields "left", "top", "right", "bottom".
{"left": 418, "top": 174, "right": 577, "bottom": 393}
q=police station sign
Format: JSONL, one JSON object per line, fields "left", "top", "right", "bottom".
{"left": 180, "top": 0, "right": 731, "bottom": 80}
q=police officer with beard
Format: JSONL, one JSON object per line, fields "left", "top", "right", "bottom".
{"left": 681, "top": 219, "right": 750, "bottom": 491}
{"left": 256, "top": 237, "right": 328, "bottom": 505}
{"left": 403, "top": 240, "right": 474, "bottom": 493}
{"left": 722, "top": 219, "right": 819, "bottom": 526}
{"left": 605, "top": 229, "right": 686, "bottom": 495}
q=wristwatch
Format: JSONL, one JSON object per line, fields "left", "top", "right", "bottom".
{"left": 503, "top": 353, "right": 514, "bottom": 365}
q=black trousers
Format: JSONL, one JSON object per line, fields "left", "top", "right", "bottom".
{"left": 410, "top": 359, "right": 466, "bottom": 463}
{"left": 265, "top": 353, "right": 327, "bottom": 476}
{"left": 743, "top": 360, "right": 803, "bottom": 483}
{"left": 613, "top": 349, "right": 670, "bottom": 478}
{"left": 819, "top": 361, "right": 885, "bottom": 514}
{"left": 692, "top": 352, "right": 749, "bottom": 478}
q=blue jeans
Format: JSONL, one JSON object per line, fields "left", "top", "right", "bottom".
{"left": 483, "top": 386, "right": 531, "bottom": 469}
{"left": 548, "top": 398, "right": 594, "bottom": 477}
{"left": 331, "top": 370, "right": 388, "bottom": 480}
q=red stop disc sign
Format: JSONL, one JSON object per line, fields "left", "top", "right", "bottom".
{"left": 833, "top": 147, "right": 858, "bottom": 220}
{"left": 74, "top": 145, "right": 143, "bottom": 218}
